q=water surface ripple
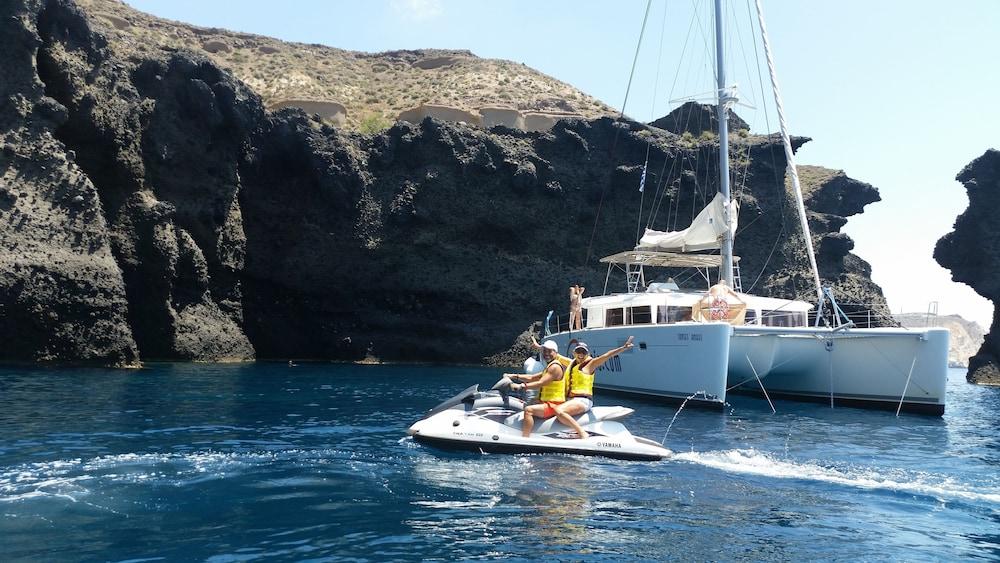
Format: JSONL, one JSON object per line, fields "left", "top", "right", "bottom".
{"left": 1, "top": 364, "right": 998, "bottom": 561}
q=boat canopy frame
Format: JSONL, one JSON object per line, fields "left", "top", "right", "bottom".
{"left": 599, "top": 250, "right": 741, "bottom": 295}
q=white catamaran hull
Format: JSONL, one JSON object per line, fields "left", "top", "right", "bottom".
{"left": 535, "top": 0, "right": 951, "bottom": 417}
{"left": 729, "top": 326, "right": 949, "bottom": 414}
{"left": 548, "top": 323, "right": 732, "bottom": 409}
{"left": 548, "top": 324, "right": 948, "bottom": 414}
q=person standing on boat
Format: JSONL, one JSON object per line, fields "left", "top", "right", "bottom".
{"left": 508, "top": 340, "right": 569, "bottom": 437}
{"left": 700, "top": 280, "right": 745, "bottom": 322}
{"left": 569, "top": 285, "right": 585, "bottom": 331}
{"left": 553, "top": 337, "right": 634, "bottom": 439}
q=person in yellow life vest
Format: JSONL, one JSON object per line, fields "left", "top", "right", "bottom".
{"left": 553, "top": 336, "right": 634, "bottom": 439}
{"left": 502, "top": 336, "right": 571, "bottom": 384}
{"left": 530, "top": 335, "right": 571, "bottom": 367}
{"left": 507, "top": 340, "right": 568, "bottom": 437}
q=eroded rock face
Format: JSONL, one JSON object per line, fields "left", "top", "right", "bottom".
{"left": 935, "top": 149, "right": 1000, "bottom": 384}
{"left": 23, "top": 0, "right": 256, "bottom": 361}
{"left": 0, "top": 0, "right": 137, "bottom": 365}
{"left": 0, "top": 0, "right": 891, "bottom": 366}
{"left": 650, "top": 101, "right": 750, "bottom": 136}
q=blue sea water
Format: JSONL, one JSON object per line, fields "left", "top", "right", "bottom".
{"left": 0, "top": 363, "right": 998, "bottom": 562}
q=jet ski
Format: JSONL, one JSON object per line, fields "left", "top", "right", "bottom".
{"left": 407, "top": 378, "right": 672, "bottom": 461}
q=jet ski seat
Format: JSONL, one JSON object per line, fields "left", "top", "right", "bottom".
{"left": 503, "top": 406, "right": 634, "bottom": 431}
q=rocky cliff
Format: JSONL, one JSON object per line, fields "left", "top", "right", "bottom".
{"left": 935, "top": 149, "right": 1000, "bottom": 384}
{"left": 72, "top": 0, "right": 617, "bottom": 130}
{"left": 0, "top": 0, "right": 892, "bottom": 366}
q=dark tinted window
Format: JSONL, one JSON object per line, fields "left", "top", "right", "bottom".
{"left": 606, "top": 308, "right": 625, "bottom": 326}
{"left": 657, "top": 306, "right": 693, "bottom": 323}
{"left": 628, "top": 306, "right": 652, "bottom": 325}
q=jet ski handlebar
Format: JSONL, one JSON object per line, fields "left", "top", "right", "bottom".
{"left": 490, "top": 376, "right": 513, "bottom": 391}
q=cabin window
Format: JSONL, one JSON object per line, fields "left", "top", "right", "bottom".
{"left": 657, "top": 306, "right": 693, "bottom": 323}
{"left": 606, "top": 308, "right": 625, "bottom": 327}
{"left": 744, "top": 310, "right": 757, "bottom": 325}
{"left": 762, "top": 310, "right": 806, "bottom": 327}
{"left": 627, "top": 306, "right": 652, "bottom": 325}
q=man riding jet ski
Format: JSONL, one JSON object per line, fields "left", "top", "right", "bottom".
{"left": 406, "top": 372, "right": 671, "bottom": 462}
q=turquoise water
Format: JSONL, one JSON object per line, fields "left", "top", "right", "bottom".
{"left": 1, "top": 364, "right": 998, "bottom": 561}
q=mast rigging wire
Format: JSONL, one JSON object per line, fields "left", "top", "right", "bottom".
{"left": 584, "top": 0, "right": 653, "bottom": 268}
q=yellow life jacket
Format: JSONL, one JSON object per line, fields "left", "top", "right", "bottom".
{"left": 567, "top": 358, "right": 594, "bottom": 397}
{"left": 538, "top": 359, "right": 567, "bottom": 402}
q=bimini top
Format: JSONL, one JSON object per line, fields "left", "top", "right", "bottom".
{"left": 599, "top": 250, "right": 741, "bottom": 269}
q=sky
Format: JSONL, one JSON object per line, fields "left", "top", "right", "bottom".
{"left": 125, "top": 0, "right": 1000, "bottom": 327}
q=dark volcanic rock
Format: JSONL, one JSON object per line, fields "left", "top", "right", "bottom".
{"left": 0, "top": 0, "right": 894, "bottom": 366}
{"left": 935, "top": 149, "right": 1000, "bottom": 385}
{"left": 31, "top": 0, "right": 255, "bottom": 360}
{"left": 0, "top": 0, "right": 137, "bottom": 365}
{"left": 650, "top": 101, "right": 750, "bottom": 136}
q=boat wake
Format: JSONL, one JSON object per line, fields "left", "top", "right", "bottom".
{"left": 0, "top": 448, "right": 371, "bottom": 504}
{"left": 673, "top": 448, "right": 1000, "bottom": 505}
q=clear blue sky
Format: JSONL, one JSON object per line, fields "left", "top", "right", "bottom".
{"left": 126, "top": 0, "right": 999, "bottom": 326}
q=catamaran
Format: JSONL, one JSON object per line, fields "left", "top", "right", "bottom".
{"left": 541, "top": 0, "right": 949, "bottom": 415}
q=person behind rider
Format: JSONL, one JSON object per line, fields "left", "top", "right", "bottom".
{"left": 505, "top": 340, "right": 568, "bottom": 437}
{"left": 569, "top": 285, "right": 585, "bottom": 331}
{"left": 553, "top": 336, "right": 634, "bottom": 439}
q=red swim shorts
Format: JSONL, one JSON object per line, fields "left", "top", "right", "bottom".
{"left": 541, "top": 401, "right": 564, "bottom": 418}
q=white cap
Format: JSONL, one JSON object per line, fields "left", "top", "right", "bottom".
{"left": 541, "top": 340, "right": 559, "bottom": 352}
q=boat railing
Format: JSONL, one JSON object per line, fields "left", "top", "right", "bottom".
{"left": 808, "top": 303, "right": 900, "bottom": 329}
{"left": 546, "top": 302, "right": 902, "bottom": 334}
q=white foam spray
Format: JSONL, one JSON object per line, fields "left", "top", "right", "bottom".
{"left": 673, "top": 448, "right": 1000, "bottom": 505}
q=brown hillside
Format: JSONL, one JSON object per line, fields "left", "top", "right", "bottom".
{"left": 75, "top": 0, "right": 618, "bottom": 129}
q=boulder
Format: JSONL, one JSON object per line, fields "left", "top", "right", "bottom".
{"left": 201, "top": 40, "right": 231, "bottom": 54}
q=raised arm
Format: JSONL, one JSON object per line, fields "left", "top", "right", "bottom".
{"left": 584, "top": 336, "right": 634, "bottom": 372}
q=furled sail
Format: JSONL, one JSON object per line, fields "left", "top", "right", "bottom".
{"left": 636, "top": 193, "right": 738, "bottom": 252}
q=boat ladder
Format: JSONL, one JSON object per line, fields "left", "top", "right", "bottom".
{"left": 626, "top": 263, "right": 646, "bottom": 293}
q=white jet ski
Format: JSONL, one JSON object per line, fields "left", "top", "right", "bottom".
{"left": 407, "top": 378, "right": 672, "bottom": 461}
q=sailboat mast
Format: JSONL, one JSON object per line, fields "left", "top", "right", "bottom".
{"left": 714, "top": 0, "right": 735, "bottom": 287}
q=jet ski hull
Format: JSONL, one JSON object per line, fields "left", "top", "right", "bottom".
{"left": 408, "top": 388, "right": 671, "bottom": 461}
{"left": 411, "top": 433, "right": 668, "bottom": 461}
